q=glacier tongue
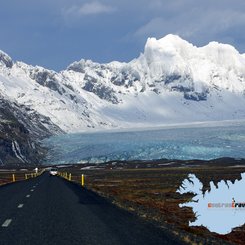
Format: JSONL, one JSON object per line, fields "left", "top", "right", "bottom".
{"left": 43, "top": 121, "right": 245, "bottom": 164}
{"left": 1, "top": 34, "right": 245, "bottom": 133}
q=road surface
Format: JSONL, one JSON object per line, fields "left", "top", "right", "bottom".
{"left": 0, "top": 172, "right": 184, "bottom": 245}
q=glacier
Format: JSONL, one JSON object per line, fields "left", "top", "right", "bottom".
{"left": 43, "top": 121, "right": 245, "bottom": 164}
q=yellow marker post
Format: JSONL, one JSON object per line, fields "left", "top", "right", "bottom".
{"left": 12, "top": 174, "right": 16, "bottom": 182}
{"left": 25, "top": 174, "right": 27, "bottom": 180}
{"left": 81, "top": 174, "right": 84, "bottom": 187}
{"left": 69, "top": 173, "right": 72, "bottom": 181}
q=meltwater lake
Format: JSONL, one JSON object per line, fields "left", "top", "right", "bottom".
{"left": 43, "top": 121, "right": 245, "bottom": 164}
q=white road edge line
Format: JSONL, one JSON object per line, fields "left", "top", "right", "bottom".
{"left": 18, "top": 204, "right": 24, "bottom": 208}
{"left": 26, "top": 194, "right": 30, "bottom": 198}
{"left": 2, "top": 219, "right": 12, "bottom": 227}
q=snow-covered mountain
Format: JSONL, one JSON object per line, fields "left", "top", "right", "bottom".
{"left": 1, "top": 34, "right": 245, "bottom": 136}
{"left": 1, "top": 34, "right": 245, "bottom": 135}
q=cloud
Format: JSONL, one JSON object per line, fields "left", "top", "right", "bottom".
{"left": 133, "top": 2, "right": 245, "bottom": 50}
{"left": 79, "top": 1, "right": 115, "bottom": 15}
{"left": 1, "top": 0, "right": 245, "bottom": 70}
{"left": 134, "top": 17, "right": 169, "bottom": 38}
{"left": 64, "top": 1, "right": 116, "bottom": 17}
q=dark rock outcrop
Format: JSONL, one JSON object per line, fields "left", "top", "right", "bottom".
{"left": 0, "top": 97, "right": 62, "bottom": 166}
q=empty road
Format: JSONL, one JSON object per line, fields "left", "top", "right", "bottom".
{"left": 0, "top": 172, "right": 184, "bottom": 245}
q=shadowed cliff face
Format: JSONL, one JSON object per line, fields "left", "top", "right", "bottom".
{"left": 0, "top": 97, "right": 62, "bottom": 166}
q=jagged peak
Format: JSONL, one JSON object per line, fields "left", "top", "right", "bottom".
{"left": 148, "top": 34, "right": 192, "bottom": 46}
{"left": 204, "top": 41, "right": 239, "bottom": 53}
{"left": 143, "top": 34, "right": 244, "bottom": 59}
{"left": 141, "top": 34, "right": 245, "bottom": 73}
{"left": 145, "top": 34, "right": 194, "bottom": 52}
{"left": 200, "top": 41, "right": 245, "bottom": 69}
{"left": 143, "top": 34, "right": 195, "bottom": 66}
{"left": 0, "top": 50, "right": 13, "bottom": 68}
{"left": 67, "top": 59, "right": 100, "bottom": 73}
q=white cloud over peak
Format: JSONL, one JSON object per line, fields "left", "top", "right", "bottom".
{"left": 64, "top": 1, "right": 116, "bottom": 17}
{"left": 134, "top": 6, "right": 245, "bottom": 49}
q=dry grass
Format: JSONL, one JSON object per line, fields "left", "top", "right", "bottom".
{"left": 0, "top": 169, "right": 38, "bottom": 185}
{"left": 58, "top": 164, "right": 245, "bottom": 244}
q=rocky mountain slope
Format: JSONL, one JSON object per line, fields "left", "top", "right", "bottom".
{"left": 1, "top": 34, "right": 245, "bottom": 164}
{"left": 0, "top": 96, "right": 61, "bottom": 165}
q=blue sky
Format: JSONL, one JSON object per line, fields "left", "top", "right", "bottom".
{"left": 0, "top": 0, "right": 245, "bottom": 71}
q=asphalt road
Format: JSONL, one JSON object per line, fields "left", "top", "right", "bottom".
{"left": 0, "top": 172, "right": 184, "bottom": 245}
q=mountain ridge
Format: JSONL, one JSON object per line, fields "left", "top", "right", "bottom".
{"left": 1, "top": 34, "right": 245, "bottom": 164}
